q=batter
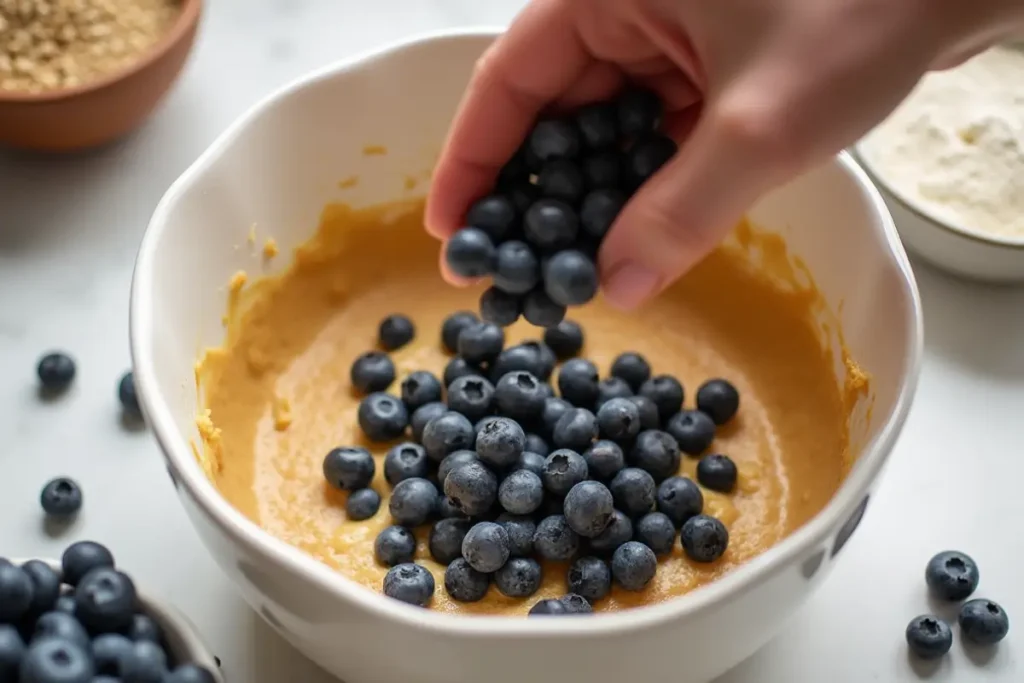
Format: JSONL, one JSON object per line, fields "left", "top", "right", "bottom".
{"left": 196, "top": 197, "right": 868, "bottom": 615}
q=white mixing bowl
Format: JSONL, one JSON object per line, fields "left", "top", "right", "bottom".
{"left": 130, "top": 28, "right": 923, "bottom": 683}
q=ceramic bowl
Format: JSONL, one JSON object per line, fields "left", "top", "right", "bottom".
{"left": 12, "top": 558, "right": 223, "bottom": 681}
{"left": 130, "top": 28, "right": 924, "bottom": 683}
{"left": 854, "top": 143, "right": 1024, "bottom": 283}
{"left": 0, "top": 0, "right": 202, "bottom": 152}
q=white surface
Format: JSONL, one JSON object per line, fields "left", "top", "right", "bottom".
{"left": 0, "top": 1, "right": 1019, "bottom": 680}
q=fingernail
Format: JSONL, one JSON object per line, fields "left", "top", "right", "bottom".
{"left": 603, "top": 262, "right": 660, "bottom": 310}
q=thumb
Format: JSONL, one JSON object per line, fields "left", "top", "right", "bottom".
{"left": 598, "top": 102, "right": 793, "bottom": 310}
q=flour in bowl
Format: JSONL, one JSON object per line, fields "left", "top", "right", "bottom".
{"left": 860, "top": 45, "right": 1024, "bottom": 239}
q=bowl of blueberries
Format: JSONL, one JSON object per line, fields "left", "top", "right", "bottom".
{"left": 130, "top": 27, "right": 923, "bottom": 683}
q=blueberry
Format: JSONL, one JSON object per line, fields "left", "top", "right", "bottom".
{"left": 410, "top": 402, "right": 449, "bottom": 443}
{"left": 552, "top": 408, "right": 598, "bottom": 452}
{"left": 609, "top": 353, "right": 650, "bottom": 393}
{"left": 37, "top": 352, "right": 76, "bottom": 392}
{"left": 627, "top": 395, "right": 661, "bottom": 431}
{"left": 475, "top": 417, "right": 525, "bottom": 470}
{"left": 638, "top": 375, "right": 684, "bottom": 423}
{"left": 446, "top": 228, "right": 496, "bottom": 278}
{"left": 62, "top": 541, "right": 114, "bottom": 587}
{"left": 22, "top": 560, "right": 60, "bottom": 616}
{"left": 523, "top": 199, "right": 579, "bottom": 252}
{"left": 538, "top": 159, "right": 585, "bottom": 204}
{"left": 20, "top": 638, "right": 93, "bottom": 683}
{"left": 421, "top": 412, "right": 475, "bottom": 462}
{"left": 657, "top": 476, "right": 704, "bottom": 527}
{"left": 442, "top": 357, "right": 482, "bottom": 388}
{"left": 561, "top": 593, "right": 595, "bottom": 614}
{"left": 589, "top": 510, "right": 634, "bottom": 554}
{"left": 437, "top": 450, "right": 479, "bottom": 487}
{"left": 563, "top": 481, "right": 614, "bottom": 538}
{"left": 681, "top": 514, "right": 729, "bottom": 563}
{"left": 127, "top": 613, "right": 162, "bottom": 643}
{"left": 92, "top": 633, "right": 133, "bottom": 675}
{"left": 635, "top": 512, "right": 676, "bottom": 556}
{"left": 582, "top": 440, "right": 625, "bottom": 482}
{"left": 596, "top": 377, "right": 634, "bottom": 408}
{"left": 32, "top": 611, "right": 89, "bottom": 648}
{"left": 429, "top": 518, "right": 473, "bottom": 565}
{"left": 494, "top": 371, "right": 547, "bottom": 423}
{"left": 74, "top": 567, "right": 136, "bottom": 633}
{"left": 582, "top": 151, "right": 622, "bottom": 189}
{"left": 444, "top": 461, "right": 498, "bottom": 517}
{"left": 435, "top": 496, "right": 465, "bottom": 519}
{"left": 529, "top": 119, "right": 581, "bottom": 162}
{"left": 446, "top": 375, "right": 495, "bottom": 423}
{"left": 165, "top": 664, "right": 217, "bottom": 683}
{"left": 696, "top": 454, "right": 738, "bottom": 493}
{"left": 490, "top": 240, "right": 540, "bottom": 296}
{"left": 322, "top": 446, "right": 375, "bottom": 491}
{"left": 904, "top": 615, "right": 952, "bottom": 660}
{"left": 497, "top": 513, "right": 537, "bottom": 558}
{"left": 925, "top": 551, "right": 980, "bottom": 602}
{"left": 53, "top": 596, "right": 75, "bottom": 615}
{"left": 118, "top": 371, "right": 142, "bottom": 419}
{"left": 346, "top": 489, "right": 381, "bottom": 521}
{"left": 524, "top": 435, "right": 550, "bottom": 458}
{"left": 0, "top": 564, "right": 33, "bottom": 623}
{"left": 492, "top": 342, "right": 556, "bottom": 382}
{"left": 383, "top": 442, "right": 429, "bottom": 486}
{"left": 544, "top": 250, "right": 599, "bottom": 307}
{"left": 0, "top": 625, "right": 24, "bottom": 679}
{"left": 40, "top": 477, "right": 83, "bottom": 518}
{"left": 122, "top": 639, "right": 168, "bottom": 682}
{"left": 399, "top": 371, "right": 442, "bottom": 412}
{"left": 612, "top": 541, "right": 657, "bottom": 591}
{"left": 480, "top": 287, "right": 522, "bottom": 327}
{"left": 349, "top": 351, "right": 396, "bottom": 394}
{"left": 375, "top": 526, "right": 417, "bottom": 567}
{"left": 507, "top": 181, "right": 540, "bottom": 216}
{"left": 696, "top": 379, "right": 740, "bottom": 425}
{"left": 533, "top": 515, "right": 580, "bottom": 562}
{"left": 627, "top": 133, "right": 677, "bottom": 186}
{"left": 522, "top": 289, "right": 567, "bottom": 329}
{"left": 959, "top": 599, "right": 1010, "bottom": 645}
{"left": 466, "top": 194, "right": 517, "bottom": 241}
{"left": 542, "top": 450, "right": 589, "bottom": 497}
{"left": 389, "top": 478, "right": 438, "bottom": 527}
{"left": 596, "top": 397, "right": 641, "bottom": 443}
{"left": 441, "top": 311, "right": 480, "bottom": 354}
{"left": 576, "top": 102, "right": 618, "bottom": 149}
{"left": 383, "top": 563, "right": 435, "bottom": 607}
{"left": 444, "top": 558, "right": 490, "bottom": 603}
{"left": 357, "top": 393, "right": 409, "bottom": 442}
{"left": 565, "top": 557, "right": 611, "bottom": 605}
{"left": 378, "top": 314, "right": 415, "bottom": 351}
{"left": 630, "top": 429, "right": 681, "bottom": 481}
{"left": 529, "top": 599, "right": 568, "bottom": 616}
{"left": 462, "top": 522, "right": 510, "bottom": 573}
{"left": 666, "top": 410, "right": 716, "bottom": 456}
{"left": 609, "top": 467, "right": 656, "bottom": 518}
{"left": 580, "top": 188, "right": 625, "bottom": 241}
{"left": 516, "top": 450, "right": 547, "bottom": 476}
{"left": 557, "top": 359, "right": 599, "bottom": 409}
{"left": 494, "top": 558, "right": 543, "bottom": 598}
{"left": 544, "top": 320, "right": 584, "bottom": 360}
{"left": 497, "top": 470, "right": 544, "bottom": 516}
{"left": 540, "top": 397, "right": 574, "bottom": 439}
{"left": 457, "top": 322, "right": 505, "bottom": 365}
{"left": 617, "top": 88, "right": 662, "bottom": 137}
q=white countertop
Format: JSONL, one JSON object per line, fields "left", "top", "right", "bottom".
{"left": 0, "top": 1, "right": 1020, "bottom": 681}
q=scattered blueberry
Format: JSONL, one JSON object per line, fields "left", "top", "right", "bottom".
{"left": 959, "top": 599, "right": 1010, "bottom": 645}
{"left": 583, "top": 440, "right": 626, "bottom": 481}
{"left": 609, "top": 352, "right": 651, "bottom": 393}
{"left": 491, "top": 240, "right": 541, "bottom": 295}
{"left": 118, "top": 371, "right": 142, "bottom": 419}
{"left": 494, "top": 371, "right": 547, "bottom": 423}
{"left": 542, "top": 450, "right": 589, "bottom": 497}
{"left": 666, "top": 409, "right": 716, "bottom": 456}
{"left": 544, "top": 320, "right": 584, "bottom": 359}
{"left": 446, "top": 375, "right": 495, "bottom": 423}
{"left": 37, "top": 352, "right": 76, "bottom": 392}
{"left": 657, "top": 476, "right": 704, "bottom": 527}
{"left": 346, "top": 488, "right": 381, "bottom": 521}
{"left": 611, "top": 541, "right": 657, "bottom": 591}
{"left": 557, "top": 358, "right": 600, "bottom": 408}
{"left": 497, "top": 513, "right": 537, "bottom": 558}
{"left": 443, "top": 461, "right": 498, "bottom": 517}
{"left": 696, "top": 379, "right": 740, "bottom": 425}
{"left": 522, "top": 289, "right": 567, "bottom": 328}
{"left": 524, "top": 435, "right": 550, "bottom": 458}
{"left": 905, "top": 615, "right": 953, "bottom": 660}
{"left": 349, "top": 351, "right": 396, "bottom": 394}
{"left": 457, "top": 322, "right": 505, "bottom": 365}
{"left": 383, "top": 443, "right": 429, "bottom": 486}
{"left": 40, "top": 477, "right": 83, "bottom": 518}
{"left": 33, "top": 611, "right": 89, "bottom": 648}
{"left": 410, "top": 403, "right": 449, "bottom": 444}
{"left": 399, "top": 371, "right": 442, "bottom": 412}
{"left": 498, "top": 470, "right": 545, "bottom": 516}
{"left": 389, "top": 478, "right": 438, "bottom": 527}
{"left": 494, "top": 558, "right": 543, "bottom": 598}
{"left": 627, "top": 395, "right": 661, "bottom": 431}
{"left": 595, "top": 377, "right": 633, "bottom": 407}
{"left": 563, "top": 481, "right": 614, "bottom": 538}
{"left": 441, "top": 311, "right": 480, "bottom": 354}
{"left": 437, "top": 450, "right": 479, "bottom": 487}
{"left": 443, "top": 356, "right": 482, "bottom": 388}
{"left": 383, "top": 563, "right": 435, "bottom": 607}
{"left": 635, "top": 512, "right": 676, "bottom": 556}
{"left": 92, "top": 633, "right": 133, "bottom": 675}
{"left": 630, "top": 429, "right": 681, "bottom": 481}
{"left": 429, "top": 519, "right": 473, "bottom": 565}
{"left": 638, "top": 376, "right": 684, "bottom": 423}
{"left": 374, "top": 526, "right": 417, "bottom": 567}
{"left": 579, "top": 188, "right": 625, "bottom": 241}
{"left": 567, "top": 556, "right": 612, "bottom": 603}
{"left": 540, "top": 397, "right": 574, "bottom": 439}
{"left": 444, "top": 558, "right": 490, "bottom": 603}
{"left": 553, "top": 408, "right": 598, "bottom": 452}
{"left": 538, "top": 159, "right": 585, "bottom": 204}
{"left": 121, "top": 639, "right": 169, "bottom": 682}
{"left": 492, "top": 342, "right": 555, "bottom": 381}
{"left": 589, "top": 510, "right": 634, "bottom": 554}
{"left": 533, "top": 515, "right": 580, "bottom": 562}
{"left": 609, "top": 467, "right": 656, "bottom": 518}
{"left": 19, "top": 638, "right": 94, "bottom": 683}
{"left": 529, "top": 119, "right": 581, "bottom": 162}
{"left": 378, "top": 314, "right": 415, "bottom": 351}
{"left": 357, "top": 392, "right": 409, "bottom": 442}
{"left": 62, "top": 541, "right": 115, "bottom": 587}
{"left": 74, "top": 567, "right": 136, "bottom": 633}
{"left": 617, "top": 88, "right": 662, "bottom": 137}
{"left": 0, "top": 563, "right": 33, "bottom": 623}
{"left": 323, "top": 446, "right": 375, "bottom": 491}
{"left": 446, "top": 228, "right": 496, "bottom": 278}
{"left": 466, "top": 194, "right": 517, "bottom": 241}
{"left": 22, "top": 560, "right": 60, "bottom": 616}
{"left": 627, "top": 133, "right": 677, "bottom": 186}
{"left": 681, "top": 514, "right": 729, "bottom": 563}
{"left": 476, "top": 417, "right": 526, "bottom": 470}
{"left": 560, "top": 593, "right": 594, "bottom": 614}
{"left": 480, "top": 286, "right": 522, "bottom": 327}
{"left": 462, "top": 522, "right": 511, "bottom": 573}
{"left": 529, "top": 599, "right": 568, "bottom": 616}
{"left": 596, "top": 397, "right": 641, "bottom": 442}
{"left": 421, "top": 412, "right": 476, "bottom": 462}
{"left": 696, "top": 454, "right": 738, "bottom": 493}
{"left": 925, "top": 550, "right": 980, "bottom": 602}
{"left": 544, "top": 250, "right": 598, "bottom": 307}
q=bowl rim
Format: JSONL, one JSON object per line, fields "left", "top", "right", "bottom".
{"left": 853, "top": 141, "right": 1024, "bottom": 251}
{"left": 130, "top": 27, "right": 925, "bottom": 638}
{"left": 0, "top": 0, "right": 202, "bottom": 104}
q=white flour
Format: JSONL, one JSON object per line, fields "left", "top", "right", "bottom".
{"left": 860, "top": 45, "right": 1024, "bottom": 239}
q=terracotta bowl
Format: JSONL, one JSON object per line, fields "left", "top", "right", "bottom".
{"left": 0, "top": 0, "right": 202, "bottom": 152}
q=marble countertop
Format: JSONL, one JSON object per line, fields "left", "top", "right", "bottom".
{"left": 0, "top": 1, "right": 1020, "bottom": 681}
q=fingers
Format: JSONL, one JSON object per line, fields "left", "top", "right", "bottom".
{"left": 426, "top": 0, "right": 594, "bottom": 240}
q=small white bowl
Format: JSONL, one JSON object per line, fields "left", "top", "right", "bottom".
{"left": 130, "top": 28, "right": 924, "bottom": 683}
{"left": 854, "top": 143, "right": 1024, "bottom": 283}
{"left": 13, "top": 558, "right": 223, "bottom": 681}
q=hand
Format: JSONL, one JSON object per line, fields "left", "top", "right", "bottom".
{"left": 427, "top": 0, "right": 1024, "bottom": 309}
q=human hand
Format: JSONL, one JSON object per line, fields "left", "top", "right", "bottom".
{"left": 427, "top": 0, "right": 1024, "bottom": 309}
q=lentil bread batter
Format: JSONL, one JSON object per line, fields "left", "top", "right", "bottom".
{"left": 196, "top": 198, "right": 869, "bottom": 616}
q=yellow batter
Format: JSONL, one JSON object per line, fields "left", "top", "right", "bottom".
{"left": 196, "top": 198, "right": 868, "bottom": 615}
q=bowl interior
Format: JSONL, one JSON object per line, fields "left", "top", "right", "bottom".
{"left": 134, "top": 30, "right": 920, "bottom": 622}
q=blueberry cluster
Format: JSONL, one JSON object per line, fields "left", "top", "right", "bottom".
{"left": 329, "top": 311, "right": 743, "bottom": 613}
{"left": 444, "top": 88, "right": 678, "bottom": 328}
{"left": 0, "top": 542, "right": 216, "bottom": 682}
{"left": 905, "top": 551, "right": 1010, "bottom": 660}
